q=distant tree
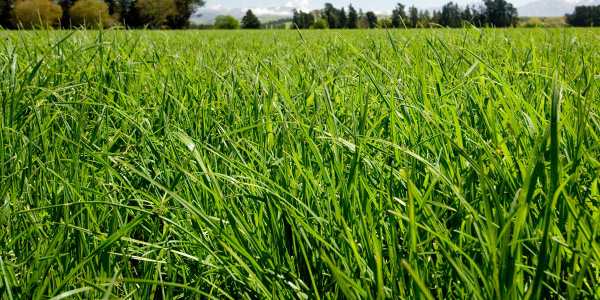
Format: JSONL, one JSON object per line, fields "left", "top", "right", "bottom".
{"left": 378, "top": 17, "right": 392, "bottom": 28}
{"left": 312, "top": 18, "right": 328, "bottom": 29}
{"left": 440, "top": 2, "right": 461, "bottom": 27}
{"left": 419, "top": 9, "right": 430, "bottom": 27}
{"left": 357, "top": 15, "right": 368, "bottom": 28}
{"left": 241, "top": 9, "right": 260, "bottom": 29}
{"left": 261, "top": 17, "right": 291, "bottom": 29}
{"left": 483, "top": 0, "right": 518, "bottom": 27}
{"left": 214, "top": 14, "right": 238, "bottom": 29}
{"left": 391, "top": 3, "right": 406, "bottom": 28}
{"left": 312, "top": 9, "right": 322, "bottom": 19}
{"left": 114, "top": 0, "right": 141, "bottom": 27}
{"left": 472, "top": 5, "right": 486, "bottom": 26}
{"left": 461, "top": 5, "right": 472, "bottom": 23}
{"left": 69, "top": 0, "right": 114, "bottom": 28}
{"left": 135, "top": 0, "right": 177, "bottom": 28}
{"left": 338, "top": 7, "right": 347, "bottom": 28}
{"left": 167, "top": 0, "right": 205, "bottom": 29}
{"left": 347, "top": 4, "right": 357, "bottom": 28}
{"left": 431, "top": 9, "right": 441, "bottom": 25}
{"left": 365, "top": 11, "right": 377, "bottom": 28}
{"left": 58, "top": 0, "right": 76, "bottom": 26}
{"left": 326, "top": 12, "right": 340, "bottom": 28}
{"left": 291, "top": 9, "right": 314, "bottom": 29}
{"left": 323, "top": 3, "right": 340, "bottom": 28}
{"left": 11, "top": 0, "right": 62, "bottom": 28}
{"left": 104, "top": 0, "right": 120, "bottom": 16}
{"left": 409, "top": 5, "right": 418, "bottom": 27}
{"left": 1, "top": 0, "right": 14, "bottom": 28}
{"left": 292, "top": 8, "right": 300, "bottom": 28}
{"left": 566, "top": 5, "right": 600, "bottom": 26}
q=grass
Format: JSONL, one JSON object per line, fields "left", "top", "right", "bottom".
{"left": 0, "top": 27, "right": 599, "bottom": 299}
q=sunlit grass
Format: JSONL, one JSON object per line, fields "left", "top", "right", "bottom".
{"left": 1, "top": 27, "right": 599, "bottom": 299}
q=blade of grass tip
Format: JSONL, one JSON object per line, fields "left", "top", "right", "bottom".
{"left": 401, "top": 260, "right": 435, "bottom": 300}
{"left": 384, "top": 27, "right": 397, "bottom": 54}
{"left": 294, "top": 24, "right": 306, "bottom": 44}
{"left": 101, "top": 266, "right": 122, "bottom": 300}
{"left": 527, "top": 71, "right": 561, "bottom": 300}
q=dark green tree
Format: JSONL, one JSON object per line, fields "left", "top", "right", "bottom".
{"left": 461, "top": 5, "right": 473, "bottom": 24}
{"left": 0, "top": 0, "right": 14, "bottom": 28}
{"left": 483, "top": 0, "right": 518, "bottom": 27}
{"left": 104, "top": 0, "right": 120, "bottom": 16}
{"left": 409, "top": 5, "right": 418, "bottom": 27}
{"left": 338, "top": 7, "right": 347, "bottom": 28}
{"left": 347, "top": 4, "right": 357, "bottom": 28}
{"left": 391, "top": 3, "right": 406, "bottom": 28}
{"left": 291, "top": 9, "right": 314, "bottom": 29}
{"left": 241, "top": 9, "right": 260, "bottom": 29}
{"left": 418, "top": 9, "right": 430, "bottom": 27}
{"left": 167, "top": 0, "right": 205, "bottom": 29}
{"left": 431, "top": 9, "right": 441, "bottom": 24}
{"left": 323, "top": 3, "right": 340, "bottom": 28}
{"left": 566, "top": 5, "right": 600, "bottom": 26}
{"left": 58, "top": 0, "right": 77, "bottom": 27}
{"left": 365, "top": 11, "right": 377, "bottom": 28}
{"left": 440, "top": 2, "right": 461, "bottom": 27}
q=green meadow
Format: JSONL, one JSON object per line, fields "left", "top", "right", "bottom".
{"left": 1, "top": 28, "right": 599, "bottom": 299}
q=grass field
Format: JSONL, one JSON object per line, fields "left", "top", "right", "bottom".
{"left": 1, "top": 27, "right": 599, "bottom": 299}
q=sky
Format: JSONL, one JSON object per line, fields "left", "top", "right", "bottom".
{"left": 196, "top": 0, "right": 536, "bottom": 17}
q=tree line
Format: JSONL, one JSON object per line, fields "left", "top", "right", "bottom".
{"left": 0, "top": 0, "right": 205, "bottom": 29}
{"left": 293, "top": 0, "right": 519, "bottom": 29}
{"left": 2, "top": 0, "right": 598, "bottom": 31}
{"left": 565, "top": 5, "right": 600, "bottom": 27}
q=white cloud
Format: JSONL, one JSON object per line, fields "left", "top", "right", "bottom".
{"left": 244, "top": 6, "right": 296, "bottom": 16}
{"left": 194, "top": 4, "right": 300, "bottom": 23}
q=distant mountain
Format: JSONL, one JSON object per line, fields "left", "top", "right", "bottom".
{"left": 517, "top": 0, "right": 600, "bottom": 16}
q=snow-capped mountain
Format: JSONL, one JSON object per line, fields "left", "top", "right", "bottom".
{"left": 517, "top": 0, "right": 600, "bottom": 16}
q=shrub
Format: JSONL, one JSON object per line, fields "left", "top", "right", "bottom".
{"left": 214, "top": 15, "right": 238, "bottom": 29}
{"left": 135, "top": 0, "right": 177, "bottom": 29}
{"left": 11, "top": 0, "right": 62, "bottom": 29}
{"left": 311, "top": 18, "right": 328, "bottom": 29}
{"left": 69, "top": 0, "right": 114, "bottom": 28}
{"left": 378, "top": 18, "right": 392, "bottom": 28}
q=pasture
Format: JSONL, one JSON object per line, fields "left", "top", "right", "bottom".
{"left": 1, "top": 28, "right": 599, "bottom": 299}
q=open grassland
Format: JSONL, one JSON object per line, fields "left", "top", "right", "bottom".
{"left": 1, "top": 28, "right": 600, "bottom": 299}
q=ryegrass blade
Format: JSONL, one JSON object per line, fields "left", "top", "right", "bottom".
{"left": 52, "top": 214, "right": 147, "bottom": 296}
{"left": 527, "top": 71, "right": 561, "bottom": 300}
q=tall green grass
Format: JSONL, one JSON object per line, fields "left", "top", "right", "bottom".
{"left": 1, "top": 27, "right": 599, "bottom": 299}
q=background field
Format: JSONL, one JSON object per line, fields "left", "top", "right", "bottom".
{"left": 1, "top": 28, "right": 599, "bottom": 299}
